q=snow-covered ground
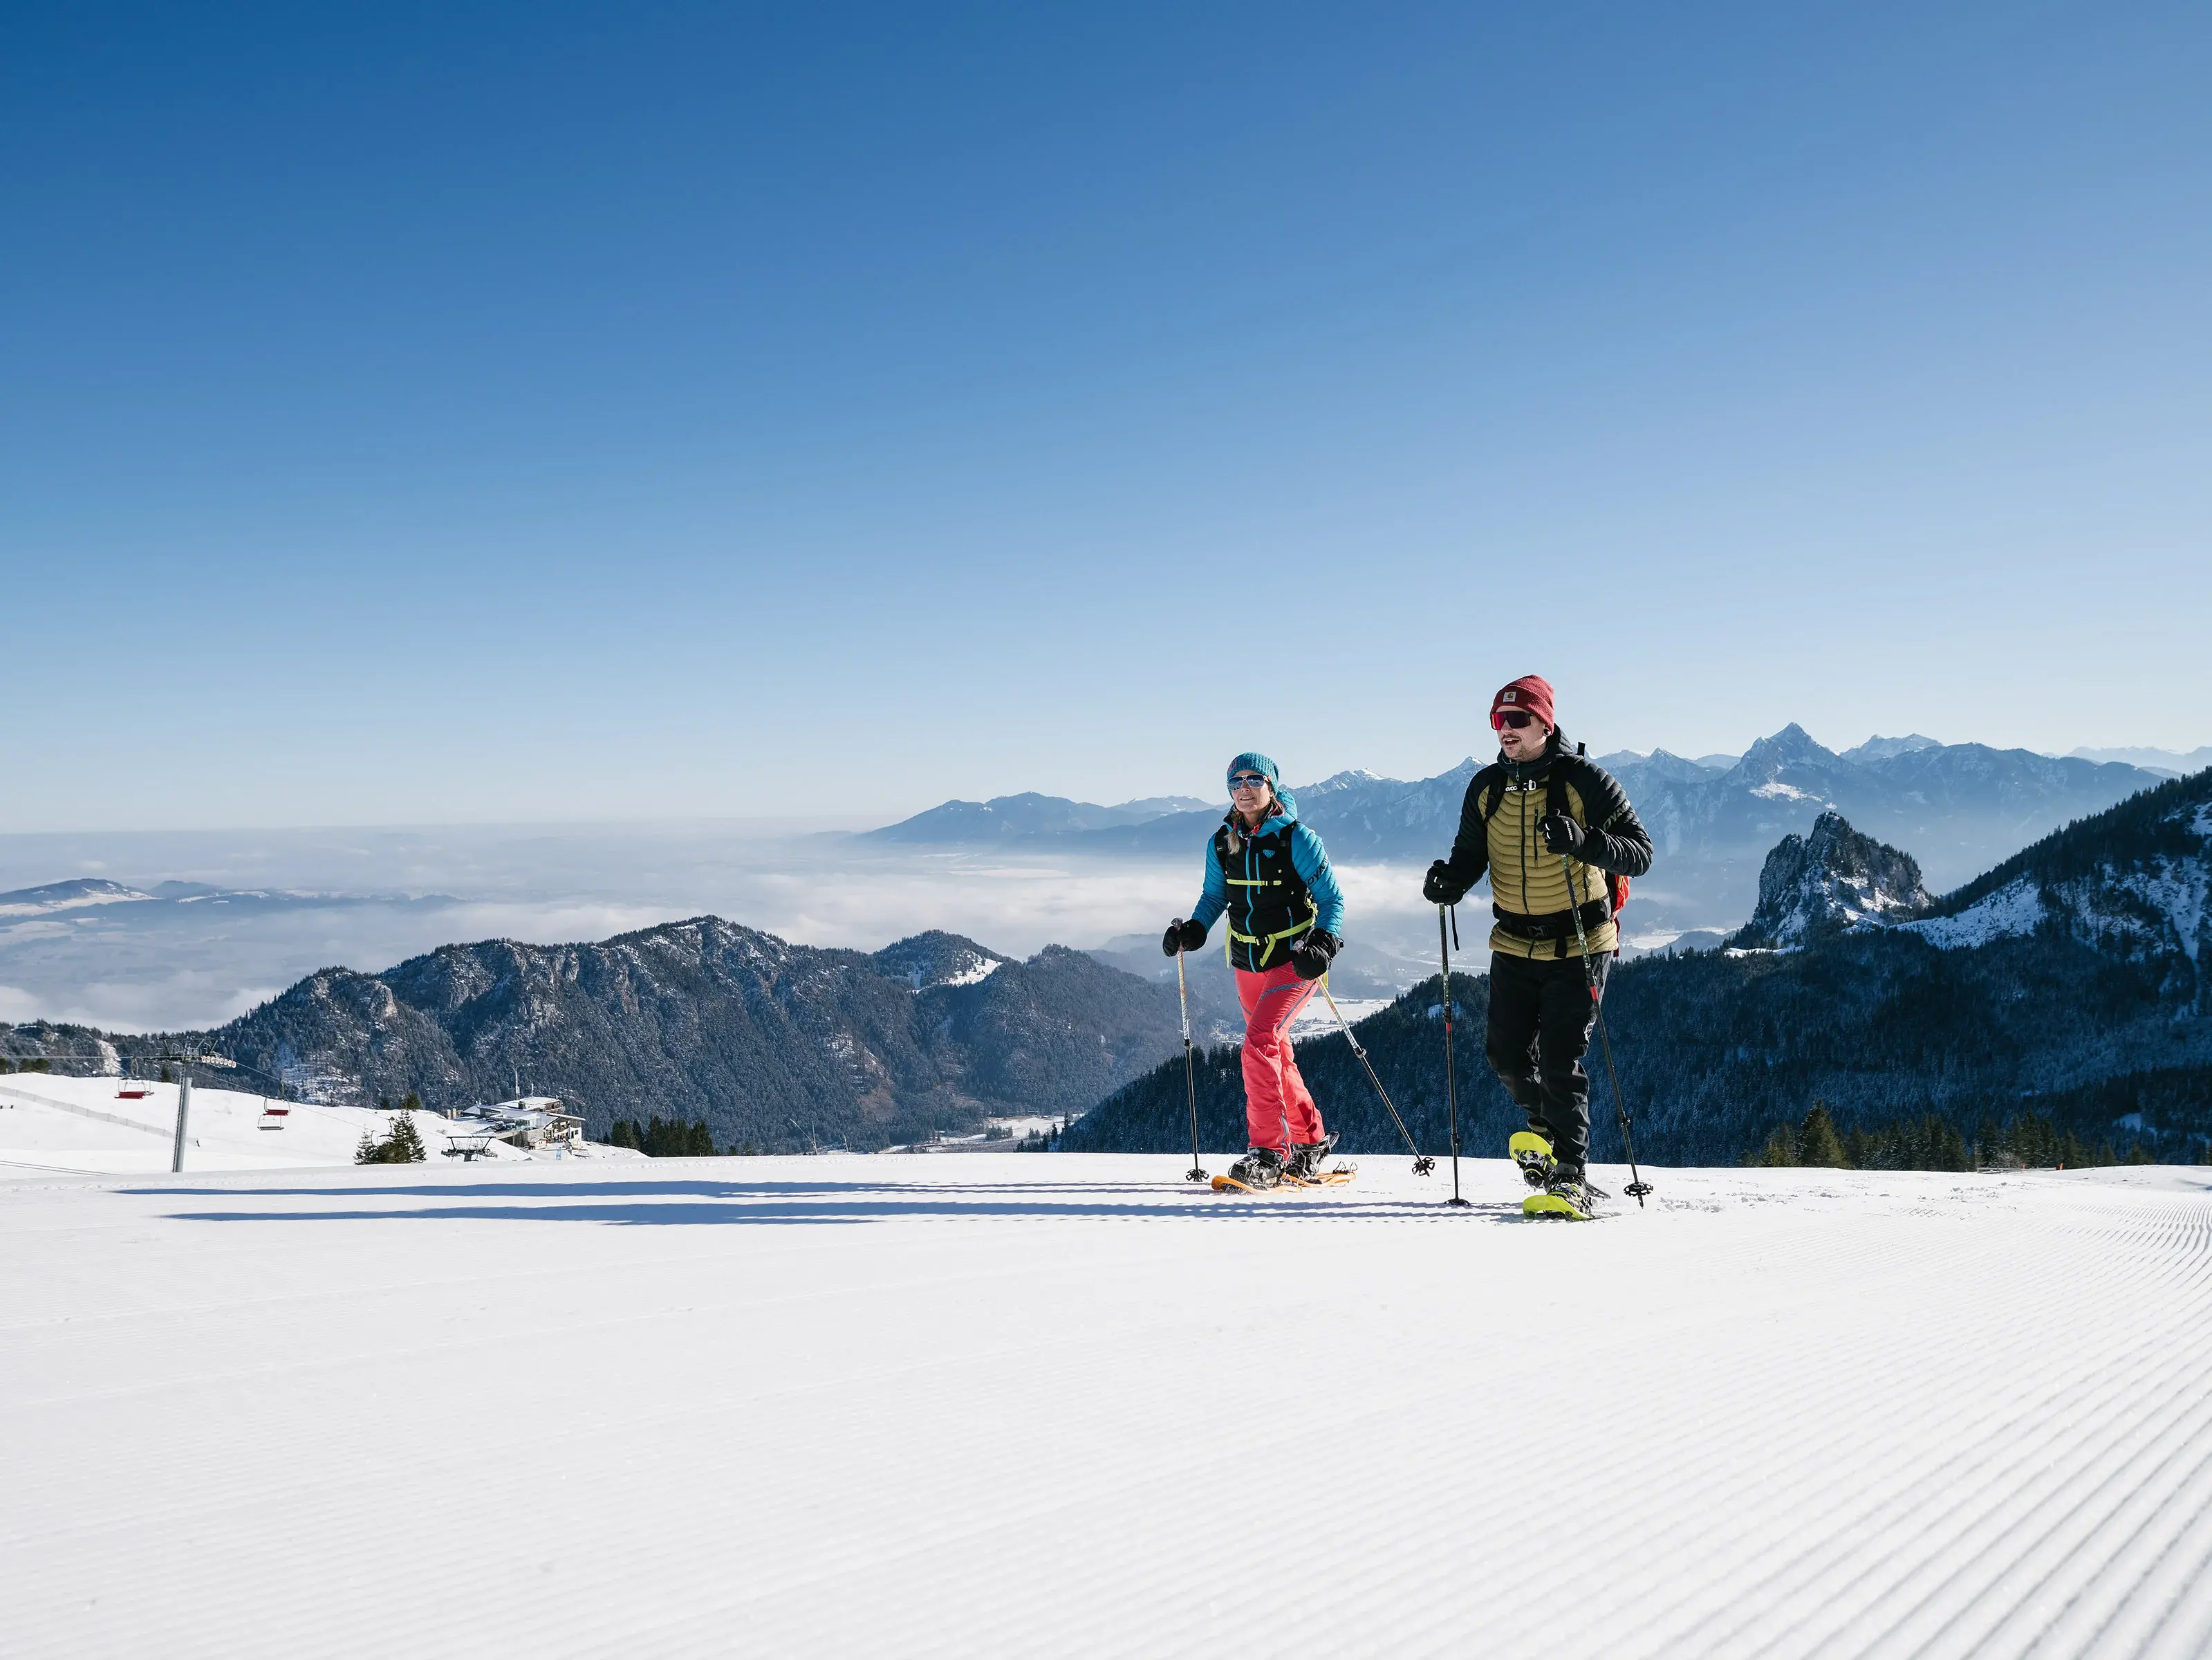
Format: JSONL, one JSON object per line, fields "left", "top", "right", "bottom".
{"left": 1289, "top": 992, "right": 1388, "bottom": 1035}
{"left": 8, "top": 1154, "right": 2212, "bottom": 1657}
{"left": 0, "top": 1072, "right": 633, "bottom": 1174}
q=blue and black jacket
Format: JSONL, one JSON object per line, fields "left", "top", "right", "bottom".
{"left": 1187, "top": 785, "right": 1348, "bottom": 972}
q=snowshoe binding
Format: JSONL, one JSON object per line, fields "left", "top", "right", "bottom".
{"left": 1524, "top": 1168, "right": 1598, "bottom": 1221}
{"left": 1214, "top": 1147, "right": 1285, "bottom": 1193}
{"left": 1509, "top": 1129, "right": 1557, "bottom": 1190}
{"left": 1284, "top": 1132, "right": 1339, "bottom": 1182}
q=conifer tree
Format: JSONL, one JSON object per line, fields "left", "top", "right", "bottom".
{"left": 1942, "top": 1120, "right": 1969, "bottom": 1171}
{"left": 1796, "top": 1102, "right": 1847, "bottom": 1168}
{"left": 1974, "top": 1117, "right": 2005, "bottom": 1170}
{"left": 1750, "top": 1125, "right": 1797, "bottom": 1166}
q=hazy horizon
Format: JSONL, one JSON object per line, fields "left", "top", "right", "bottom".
{"left": 3, "top": 728, "right": 2203, "bottom": 840}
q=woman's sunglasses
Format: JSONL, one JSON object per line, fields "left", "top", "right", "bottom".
{"left": 1229, "top": 773, "right": 1270, "bottom": 790}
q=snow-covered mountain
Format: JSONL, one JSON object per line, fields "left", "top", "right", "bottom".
{"left": 1904, "top": 769, "right": 2212, "bottom": 986}
{"left": 866, "top": 728, "right": 2171, "bottom": 934}
{"left": 1727, "top": 811, "right": 1933, "bottom": 949}
{"left": 0, "top": 878, "right": 179, "bottom": 916}
{"left": 868, "top": 930, "right": 1007, "bottom": 989}
{"left": 1838, "top": 732, "right": 1941, "bottom": 764}
{"left": 1604, "top": 724, "right": 2167, "bottom": 919}
{"left": 869, "top": 792, "right": 1210, "bottom": 841}
{"left": 3, "top": 919, "right": 1186, "bottom": 1151}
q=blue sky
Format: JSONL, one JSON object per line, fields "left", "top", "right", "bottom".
{"left": 5, "top": 1, "right": 2208, "bottom": 830}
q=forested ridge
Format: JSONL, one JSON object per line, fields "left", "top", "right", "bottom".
{"left": 1061, "top": 930, "right": 2212, "bottom": 1168}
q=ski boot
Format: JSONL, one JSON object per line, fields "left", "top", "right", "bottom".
{"left": 1509, "top": 1129, "right": 1557, "bottom": 1190}
{"left": 1223, "top": 1146, "right": 1285, "bottom": 1190}
{"left": 1524, "top": 1167, "right": 1598, "bottom": 1221}
{"left": 1284, "top": 1132, "right": 1339, "bottom": 1182}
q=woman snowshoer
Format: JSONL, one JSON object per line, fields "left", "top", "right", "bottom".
{"left": 1162, "top": 753, "right": 1347, "bottom": 1188}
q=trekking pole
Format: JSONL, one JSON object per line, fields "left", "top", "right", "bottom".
{"left": 1559, "top": 852, "right": 1653, "bottom": 1206}
{"left": 1317, "top": 981, "right": 1433, "bottom": 1175}
{"left": 1439, "top": 904, "right": 1471, "bottom": 1208}
{"left": 1175, "top": 947, "right": 1207, "bottom": 1183}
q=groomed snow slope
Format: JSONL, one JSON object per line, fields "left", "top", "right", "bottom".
{"left": 8, "top": 1155, "right": 2212, "bottom": 1658}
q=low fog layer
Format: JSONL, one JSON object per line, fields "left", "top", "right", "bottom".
{"left": 0, "top": 824, "right": 1474, "bottom": 1032}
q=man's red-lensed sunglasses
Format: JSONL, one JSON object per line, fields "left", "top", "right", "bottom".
{"left": 1492, "top": 710, "right": 1539, "bottom": 730}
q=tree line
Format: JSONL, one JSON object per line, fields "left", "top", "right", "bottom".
{"left": 1748, "top": 1101, "right": 2177, "bottom": 1171}
{"left": 606, "top": 1116, "right": 768, "bottom": 1156}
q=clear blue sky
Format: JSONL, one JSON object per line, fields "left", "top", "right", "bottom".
{"left": 6, "top": 1, "right": 2208, "bottom": 830}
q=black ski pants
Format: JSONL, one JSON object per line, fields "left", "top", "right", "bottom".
{"left": 1485, "top": 950, "right": 1610, "bottom": 1172}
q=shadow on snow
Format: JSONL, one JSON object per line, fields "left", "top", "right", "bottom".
{"left": 143, "top": 1176, "right": 1530, "bottom": 1227}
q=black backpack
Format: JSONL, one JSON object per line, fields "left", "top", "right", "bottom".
{"left": 1473, "top": 743, "right": 1631, "bottom": 925}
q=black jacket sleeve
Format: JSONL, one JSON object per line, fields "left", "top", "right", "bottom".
{"left": 1568, "top": 759, "right": 1654, "bottom": 878}
{"left": 1441, "top": 766, "right": 1500, "bottom": 890}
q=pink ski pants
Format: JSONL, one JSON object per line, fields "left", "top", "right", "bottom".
{"left": 1236, "top": 961, "right": 1324, "bottom": 1152}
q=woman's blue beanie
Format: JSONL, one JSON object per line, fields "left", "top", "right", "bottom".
{"left": 1226, "top": 753, "right": 1280, "bottom": 788}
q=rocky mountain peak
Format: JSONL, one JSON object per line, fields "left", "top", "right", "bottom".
{"left": 1728, "top": 811, "right": 1933, "bottom": 949}
{"left": 1725, "top": 723, "right": 1841, "bottom": 788}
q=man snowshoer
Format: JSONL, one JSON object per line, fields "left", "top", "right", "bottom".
{"left": 1422, "top": 676, "right": 1653, "bottom": 1219}
{"left": 1162, "top": 753, "right": 1346, "bottom": 1189}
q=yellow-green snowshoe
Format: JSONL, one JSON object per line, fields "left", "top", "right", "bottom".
{"left": 1524, "top": 1176, "right": 1597, "bottom": 1221}
{"left": 1509, "top": 1129, "right": 1556, "bottom": 1190}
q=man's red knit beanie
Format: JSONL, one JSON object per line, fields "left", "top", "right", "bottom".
{"left": 1490, "top": 674, "right": 1555, "bottom": 730}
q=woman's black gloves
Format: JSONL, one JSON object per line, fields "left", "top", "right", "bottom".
{"left": 1290, "top": 929, "right": 1341, "bottom": 981}
{"left": 1162, "top": 918, "right": 1207, "bottom": 956}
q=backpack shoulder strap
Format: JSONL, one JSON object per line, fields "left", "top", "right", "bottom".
{"left": 1469, "top": 765, "right": 1506, "bottom": 825}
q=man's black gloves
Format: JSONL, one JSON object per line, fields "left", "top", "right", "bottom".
{"left": 1290, "top": 929, "right": 1341, "bottom": 981}
{"left": 1422, "top": 860, "right": 1467, "bottom": 905}
{"left": 1162, "top": 918, "right": 1207, "bottom": 957}
{"left": 1540, "top": 814, "right": 1588, "bottom": 857}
